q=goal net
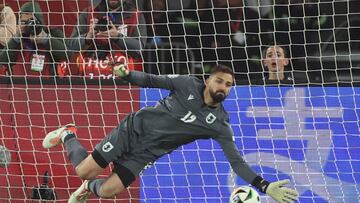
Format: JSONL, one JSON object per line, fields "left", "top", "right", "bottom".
{"left": 0, "top": 0, "right": 359, "bottom": 202}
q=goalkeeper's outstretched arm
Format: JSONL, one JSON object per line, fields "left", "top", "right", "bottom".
{"left": 216, "top": 126, "right": 299, "bottom": 203}
{"left": 113, "top": 63, "right": 194, "bottom": 90}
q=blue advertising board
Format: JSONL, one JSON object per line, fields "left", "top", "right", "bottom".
{"left": 140, "top": 86, "right": 360, "bottom": 203}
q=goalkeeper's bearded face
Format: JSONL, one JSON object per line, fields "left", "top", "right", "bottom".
{"left": 206, "top": 72, "right": 233, "bottom": 103}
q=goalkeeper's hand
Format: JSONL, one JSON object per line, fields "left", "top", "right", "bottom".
{"left": 266, "top": 179, "right": 299, "bottom": 203}
{"left": 113, "top": 63, "right": 129, "bottom": 77}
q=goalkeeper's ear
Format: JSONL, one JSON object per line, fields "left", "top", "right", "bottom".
{"left": 113, "top": 63, "right": 129, "bottom": 77}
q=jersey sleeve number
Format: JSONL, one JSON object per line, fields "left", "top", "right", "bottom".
{"left": 180, "top": 111, "right": 197, "bottom": 123}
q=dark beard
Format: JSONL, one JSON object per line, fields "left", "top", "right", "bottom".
{"left": 210, "top": 90, "right": 226, "bottom": 103}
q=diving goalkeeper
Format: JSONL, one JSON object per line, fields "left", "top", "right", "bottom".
{"left": 43, "top": 64, "right": 299, "bottom": 203}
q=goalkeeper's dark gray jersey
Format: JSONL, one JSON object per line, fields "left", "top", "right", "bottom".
{"left": 124, "top": 71, "right": 258, "bottom": 184}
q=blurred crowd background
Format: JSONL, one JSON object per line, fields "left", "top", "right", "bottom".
{"left": 0, "top": 0, "right": 359, "bottom": 85}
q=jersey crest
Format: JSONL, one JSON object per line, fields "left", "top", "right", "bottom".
{"left": 206, "top": 113, "right": 217, "bottom": 124}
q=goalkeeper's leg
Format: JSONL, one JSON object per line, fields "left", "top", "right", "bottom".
{"left": 67, "top": 151, "right": 136, "bottom": 202}
{"left": 68, "top": 169, "right": 127, "bottom": 203}
{"left": 43, "top": 124, "right": 104, "bottom": 178}
{"left": 43, "top": 124, "right": 106, "bottom": 202}
{"left": 43, "top": 123, "right": 135, "bottom": 202}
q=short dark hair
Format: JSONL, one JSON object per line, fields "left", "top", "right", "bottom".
{"left": 263, "top": 45, "right": 289, "bottom": 58}
{"left": 210, "top": 64, "right": 235, "bottom": 78}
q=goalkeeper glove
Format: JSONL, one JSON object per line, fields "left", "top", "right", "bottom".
{"left": 266, "top": 179, "right": 299, "bottom": 203}
{"left": 113, "top": 63, "right": 129, "bottom": 77}
{"left": 253, "top": 177, "right": 299, "bottom": 203}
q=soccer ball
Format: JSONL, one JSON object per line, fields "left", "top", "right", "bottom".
{"left": 230, "top": 186, "right": 260, "bottom": 203}
{"left": 0, "top": 145, "right": 11, "bottom": 168}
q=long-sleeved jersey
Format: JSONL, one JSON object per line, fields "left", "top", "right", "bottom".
{"left": 125, "top": 71, "right": 258, "bottom": 184}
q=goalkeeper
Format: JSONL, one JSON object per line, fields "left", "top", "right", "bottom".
{"left": 43, "top": 64, "right": 299, "bottom": 203}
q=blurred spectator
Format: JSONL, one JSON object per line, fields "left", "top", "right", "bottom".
{"left": 143, "top": 0, "right": 166, "bottom": 44}
{"left": 256, "top": 45, "right": 294, "bottom": 85}
{"left": 0, "top": 2, "right": 67, "bottom": 76}
{"left": 142, "top": 0, "right": 208, "bottom": 74}
{"left": 200, "top": 0, "right": 243, "bottom": 50}
{"left": 63, "top": 0, "right": 147, "bottom": 78}
{"left": 143, "top": 0, "right": 240, "bottom": 74}
{"left": 198, "top": 0, "right": 243, "bottom": 73}
{"left": 0, "top": 3, "right": 16, "bottom": 49}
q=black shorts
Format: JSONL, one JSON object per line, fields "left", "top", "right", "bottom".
{"left": 91, "top": 116, "right": 157, "bottom": 187}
